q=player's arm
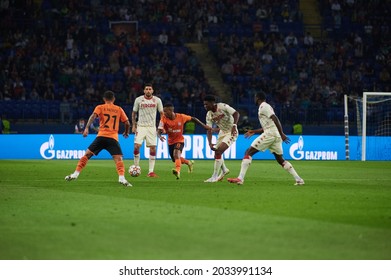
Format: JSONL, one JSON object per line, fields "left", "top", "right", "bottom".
{"left": 157, "top": 128, "right": 166, "bottom": 142}
{"left": 84, "top": 112, "right": 98, "bottom": 137}
{"left": 244, "top": 127, "right": 264, "bottom": 138}
{"left": 271, "top": 114, "right": 290, "bottom": 143}
{"left": 206, "top": 128, "right": 217, "bottom": 151}
{"left": 90, "top": 123, "right": 99, "bottom": 132}
{"left": 157, "top": 120, "right": 166, "bottom": 142}
{"left": 191, "top": 117, "right": 212, "bottom": 131}
{"left": 205, "top": 115, "right": 216, "bottom": 150}
{"left": 131, "top": 111, "right": 137, "bottom": 133}
{"left": 231, "top": 110, "right": 240, "bottom": 135}
{"left": 157, "top": 98, "right": 164, "bottom": 120}
{"left": 123, "top": 119, "right": 131, "bottom": 138}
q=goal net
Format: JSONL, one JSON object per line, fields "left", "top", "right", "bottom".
{"left": 345, "top": 92, "right": 391, "bottom": 161}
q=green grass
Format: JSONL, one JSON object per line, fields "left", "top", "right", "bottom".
{"left": 0, "top": 159, "right": 390, "bottom": 260}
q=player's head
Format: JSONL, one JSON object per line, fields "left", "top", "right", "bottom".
{"left": 144, "top": 83, "right": 154, "bottom": 98}
{"left": 203, "top": 95, "right": 217, "bottom": 111}
{"left": 163, "top": 103, "right": 175, "bottom": 119}
{"left": 103, "top": 91, "right": 115, "bottom": 102}
{"left": 254, "top": 90, "right": 266, "bottom": 105}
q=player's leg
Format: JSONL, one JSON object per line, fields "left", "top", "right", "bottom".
{"left": 217, "top": 156, "right": 230, "bottom": 180}
{"left": 146, "top": 127, "right": 158, "bottom": 177}
{"left": 274, "top": 153, "right": 304, "bottom": 185}
{"left": 204, "top": 142, "right": 228, "bottom": 182}
{"left": 181, "top": 157, "right": 194, "bottom": 173}
{"left": 133, "top": 143, "right": 141, "bottom": 166}
{"left": 270, "top": 139, "right": 304, "bottom": 185}
{"left": 228, "top": 134, "right": 267, "bottom": 184}
{"left": 65, "top": 149, "right": 93, "bottom": 181}
{"left": 227, "top": 146, "right": 258, "bottom": 185}
{"left": 211, "top": 133, "right": 238, "bottom": 182}
{"left": 147, "top": 145, "right": 158, "bottom": 177}
{"left": 216, "top": 155, "right": 230, "bottom": 181}
{"left": 133, "top": 126, "right": 149, "bottom": 167}
{"left": 178, "top": 142, "right": 193, "bottom": 173}
{"left": 113, "top": 155, "right": 132, "bottom": 187}
{"left": 66, "top": 137, "right": 104, "bottom": 181}
{"left": 239, "top": 146, "right": 258, "bottom": 178}
{"left": 107, "top": 139, "right": 132, "bottom": 187}
{"left": 172, "top": 147, "right": 182, "bottom": 180}
{"left": 168, "top": 143, "right": 181, "bottom": 179}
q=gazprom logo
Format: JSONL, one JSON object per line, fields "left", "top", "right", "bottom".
{"left": 40, "top": 134, "right": 56, "bottom": 159}
{"left": 289, "top": 136, "right": 338, "bottom": 160}
{"left": 39, "top": 135, "right": 85, "bottom": 159}
{"left": 290, "top": 136, "right": 305, "bottom": 160}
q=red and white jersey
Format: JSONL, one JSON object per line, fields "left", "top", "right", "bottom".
{"left": 133, "top": 95, "right": 163, "bottom": 127}
{"left": 206, "top": 103, "right": 236, "bottom": 133}
{"left": 258, "top": 101, "right": 279, "bottom": 136}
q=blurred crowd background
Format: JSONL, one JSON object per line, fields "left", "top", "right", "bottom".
{"left": 0, "top": 0, "right": 390, "bottom": 134}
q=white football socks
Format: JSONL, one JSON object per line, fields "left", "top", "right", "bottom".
{"left": 282, "top": 161, "right": 301, "bottom": 180}
{"left": 238, "top": 157, "right": 252, "bottom": 180}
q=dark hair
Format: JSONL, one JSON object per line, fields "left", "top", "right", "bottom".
{"left": 103, "top": 90, "right": 115, "bottom": 100}
{"left": 144, "top": 83, "right": 153, "bottom": 88}
{"left": 163, "top": 103, "right": 174, "bottom": 108}
{"left": 203, "top": 95, "right": 216, "bottom": 102}
{"left": 255, "top": 90, "right": 266, "bottom": 100}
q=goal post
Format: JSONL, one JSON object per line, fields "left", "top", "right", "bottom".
{"left": 344, "top": 94, "right": 350, "bottom": 160}
{"left": 362, "top": 92, "right": 391, "bottom": 161}
{"left": 344, "top": 92, "right": 391, "bottom": 161}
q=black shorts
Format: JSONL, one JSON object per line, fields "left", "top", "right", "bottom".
{"left": 168, "top": 142, "right": 184, "bottom": 162}
{"left": 88, "top": 136, "right": 123, "bottom": 156}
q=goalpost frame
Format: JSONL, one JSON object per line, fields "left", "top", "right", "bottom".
{"left": 362, "top": 92, "right": 391, "bottom": 161}
{"left": 344, "top": 94, "right": 349, "bottom": 160}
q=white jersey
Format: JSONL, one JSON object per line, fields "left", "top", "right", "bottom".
{"left": 133, "top": 95, "right": 163, "bottom": 127}
{"left": 258, "top": 101, "right": 280, "bottom": 136}
{"left": 206, "top": 103, "right": 236, "bottom": 133}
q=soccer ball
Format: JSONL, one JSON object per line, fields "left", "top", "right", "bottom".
{"left": 128, "top": 165, "right": 141, "bottom": 177}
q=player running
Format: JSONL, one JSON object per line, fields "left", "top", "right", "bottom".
{"left": 157, "top": 103, "right": 211, "bottom": 179}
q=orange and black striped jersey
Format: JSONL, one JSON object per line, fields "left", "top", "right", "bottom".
{"left": 94, "top": 103, "right": 128, "bottom": 141}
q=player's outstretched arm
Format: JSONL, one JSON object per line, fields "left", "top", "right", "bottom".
{"left": 191, "top": 117, "right": 212, "bottom": 131}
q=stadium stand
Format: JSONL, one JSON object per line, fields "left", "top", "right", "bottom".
{"left": 0, "top": 0, "right": 390, "bottom": 134}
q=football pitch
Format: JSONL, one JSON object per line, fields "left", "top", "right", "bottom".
{"left": 0, "top": 159, "right": 390, "bottom": 260}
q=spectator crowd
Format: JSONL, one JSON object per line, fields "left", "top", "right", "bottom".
{"left": 0, "top": 0, "right": 390, "bottom": 127}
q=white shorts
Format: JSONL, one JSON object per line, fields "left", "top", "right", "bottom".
{"left": 215, "top": 129, "right": 238, "bottom": 149}
{"left": 251, "top": 133, "right": 283, "bottom": 155}
{"left": 135, "top": 126, "right": 157, "bottom": 147}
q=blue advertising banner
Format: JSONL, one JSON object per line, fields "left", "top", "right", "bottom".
{"left": 0, "top": 134, "right": 390, "bottom": 160}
